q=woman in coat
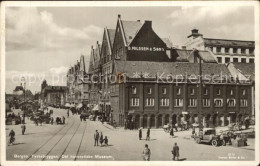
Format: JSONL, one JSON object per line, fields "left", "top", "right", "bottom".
{"left": 100, "top": 132, "right": 104, "bottom": 146}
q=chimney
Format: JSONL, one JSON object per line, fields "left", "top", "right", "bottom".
{"left": 144, "top": 20, "right": 152, "bottom": 28}
{"left": 118, "top": 14, "right": 121, "bottom": 19}
{"left": 137, "top": 20, "right": 140, "bottom": 22}
{"left": 191, "top": 29, "right": 199, "bottom": 35}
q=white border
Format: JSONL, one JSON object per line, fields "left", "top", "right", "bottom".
{"left": 1, "top": 1, "right": 259, "bottom": 166}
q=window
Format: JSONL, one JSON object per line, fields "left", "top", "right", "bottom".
{"left": 162, "top": 87, "right": 167, "bottom": 95}
{"left": 249, "top": 48, "right": 254, "bottom": 54}
{"left": 190, "top": 88, "right": 195, "bottom": 95}
{"left": 147, "top": 88, "right": 152, "bottom": 94}
{"left": 176, "top": 88, "right": 181, "bottom": 95}
{"left": 160, "top": 98, "right": 169, "bottom": 106}
{"left": 216, "top": 47, "right": 221, "bottom": 53}
{"left": 174, "top": 99, "right": 183, "bottom": 107}
{"left": 130, "top": 98, "right": 139, "bottom": 106}
{"left": 225, "top": 48, "right": 229, "bottom": 53}
{"left": 249, "top": 59, "right": 254, "bottom": 63}
{"left": 241, "top": 58, "right": 246, "bottom": 63}
{"left": 214, "top": 98, "right": 223, "bottom": 107}
{"left": 242, "top": 89, "right": 246, "bottom": 95}
{"left": 131, "top": 86, "right": 137, "bottom": 94}
{"left": 230, "top": 89, "right": 233, "bottom": 95}
{"left": 217, "top": 89, "right": 221, "bottom": 95}
{"left": 203, "top": 88, "right": 208, "bottom": 95}
{"left": 233, "top": 58, "right": 238, "bottom": 63}
{"left": 241, "top": 48, "right": 246, "bottom": 54}
{"left": 233, "top": 48, "right": 238, "bottom": 54}
{"left": 188, "top": 99, "right": 197, "bottom": 107}
{"left": 145, "top": 98, "right": 154, "bottom": 106}
{"left": 203, "top": 99, "right": 210, "bottom": 107}
{"left": 227, "top": 99, "right": 236, "bottom": 107}
{"left": 217, "top": 57, "right": 222, "bottom": 63}
{"left": 240, "top": 99, "right": 248, "bottom": 107}
{"left": 225, "top": 57, "right": 230, "bottom": 63}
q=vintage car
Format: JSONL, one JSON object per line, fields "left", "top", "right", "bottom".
{"left": 194, "top": 128, "right": 221, "bottom": 146}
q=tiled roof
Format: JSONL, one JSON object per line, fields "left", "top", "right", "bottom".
{"left": 121, "top": 20, "right": 143, "bottom": 45}
{"left": 174, "top": 49, "right": 217, "bottom": 63}
{"left": 198, "top": 51, "right": 217, "bottom": 63}
{"left": 204, "top": 38, "right": 255, "bottom": 48}
{"left": 107, "top": 29, "right": 116, "bottom": 48}
{"left": 114, "top": 61, "right": 230, "bottom": 79}
{"left": 232, "top": 63, "right": 255, "bottom": 80}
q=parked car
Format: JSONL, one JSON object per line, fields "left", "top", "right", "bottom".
{"left": 194, "top": 128, "right": 221, "bottom": 146}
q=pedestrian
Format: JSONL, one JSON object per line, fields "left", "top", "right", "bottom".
{"left": 100, "top": 132, "right": 104, "bottom": 147}
{"left": 39, "top": 118, "right": 42, "bottom": 126}
{"left": 174, "top": 123, "right": 178, "bottom": 132}
{"left": 56, "top": 117, "right": 59, "bottom": 125}
{"left": 139, "top": 128, "right": 142, "bottom": 140}
{"left": 9, "top": 129, "right": 15, "bottom": 145}
{"left": 35, "top": 119, "right": 38, "bottom": 126}
{"left": 170, "top": 127, "right": 174, "bottom": 137}
{"left": 21, "top": 123, "right": 26, "bottom": 135}
{"left": 104, "top": 136, "right": 108, "bottom": 146}
{"left": 80, "top": 114, "right": 83, "bottom": 121}
{"left": 51, "top": 117, "right": 54, "bottom": 125}
{"left": 94, "top": 130, "right": 99, "bottom": 146}
{"left": 67, "top": 110, "right": 69, "bottom": 118}
{"left": 63, "top": 116, "right": 65, "bottom": 124}
{"left": 172, "top": 142, "right": 180, "bottom": 161}
{"left": 142, "top": 144, "right": 151, "bottom": 161}
{"left": 146, "top": 128, "right": 150, "bottom": 141}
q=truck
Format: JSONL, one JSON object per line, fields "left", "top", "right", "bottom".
{"left": 194, "top": 128, "right": 221, "bottom": 147}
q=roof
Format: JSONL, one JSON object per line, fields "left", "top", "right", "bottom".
{"left": 197, "top": 51, "right": 217, "bottom": 63}
{"left": 114, "top": 61, "right": 230, "bottom": 79}
{"left": 161, "top": 38, "right": 173, "bottom": 48}
{"left": 107, "top": 29, "right": 116, "bottom": 48}
{"left": 121, "top": 20, "right": 143, "bottom": 45}
{"left": 14, "top": 86, "right": 24, "bottom": 91}
{"left": 174, "top": 49, "right": 217, "bottom": 63}
{"left": 43, "top": 86, "right": 68, "bottom": 92}
{"left": 204, "top": 38, "right": 255, "bottom": 48}
{"left": 232, "top": 63, "right": 255, "bottom": 81}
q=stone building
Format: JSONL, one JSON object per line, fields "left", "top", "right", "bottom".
{"left": 185, "top": 29, "right": 255, "bottom": 64}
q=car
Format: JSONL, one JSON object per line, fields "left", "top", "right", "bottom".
{"left": 194, "top": 128, "right": 221, "bottom": 146}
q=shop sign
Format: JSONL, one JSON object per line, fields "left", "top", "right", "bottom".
{"left": 128, "top": 46, "right": 165, "bottom": 52}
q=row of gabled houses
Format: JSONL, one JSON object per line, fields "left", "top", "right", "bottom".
{"left": 67, "top": 14, "right": 255, "bottom": 129}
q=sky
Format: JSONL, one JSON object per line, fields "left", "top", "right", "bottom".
{"left": 5, "top": 6, "right": 255, "bottom": 94}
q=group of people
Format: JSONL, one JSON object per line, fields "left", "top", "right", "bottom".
{"left": 139, "top": 128, "right": 151, "bottom": 140}
{"left": 94, "top": 130, "right": 109, "bottom": 147}
{"left": 56, "top": 116, "right": 66, "bottom": 125}
{"left": 142, "top": 143, "right": 180, "bottom": 161}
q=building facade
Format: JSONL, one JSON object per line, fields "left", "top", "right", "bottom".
{"left": 85, "top": 15, "right": 254, "bottom": 129}
{"left": 185, "top": 29, "right": 255, "bottom": 64}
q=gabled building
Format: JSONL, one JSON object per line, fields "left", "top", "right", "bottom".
{"left": 185, "top": 29, "right": 255, "bottom": 64}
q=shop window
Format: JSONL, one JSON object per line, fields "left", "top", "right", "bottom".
{"left": 214, "top": 98, "right": 223, "bottom": 107}
{"left": 130, "top": 98, "right": 139, "bottom": 106}
{"left": 131, "top": 86, "right": 137, "bottom": 94}
{"left": 145, "top": 98, "right": 154, "bottom": 106}
{"left": 227, "top": 99, "right": 236, "bottom": 107}
{"left": 188, "top": 98, "right": 197, "bottom": 107}
{"left": 162, "top": 87, "right": 167, "bottom": 95}
{"left": 240, "top": 99, "right": 248, "bottom": 107}
{"left": 174, "top": 99, "right": 183, "bottom": 107}
{"left": 203, "top": 99, "right": 210, "bottom": 107}
{"left": 160, "top": 98, "right": 169, "bottom": 106}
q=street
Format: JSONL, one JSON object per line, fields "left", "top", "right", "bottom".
{"left": 6, "top": 107, "right": 255, "bottom": 161}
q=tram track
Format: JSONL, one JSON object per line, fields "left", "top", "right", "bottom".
{"left": 74, "top": 121, "right": 88, "bottom": 161}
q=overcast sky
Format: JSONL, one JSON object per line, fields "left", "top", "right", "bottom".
{"left": 5, "top": 6, "right": 255, "bottom": 94}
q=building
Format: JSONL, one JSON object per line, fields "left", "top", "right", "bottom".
{"left": 40, "top": 80, "right": 68, "bottom": 107}
{"left": 86, "top": 15, "right": 254, "bottom": 128}
{"left": 67, "top": 56, "right": 89, "bottom": 108}
{"left": 185, "top": 29, "right": 255, "bottom": 64}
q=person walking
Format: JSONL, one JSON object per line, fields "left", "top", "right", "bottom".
{"left": 9, "top": 129, "right": 15, "bottom": 145}
{"left": 51, "top": 117, "right": 54, "bottom": 125}
{"left": 172, "top": 142, "right": 180, "bottom": 161}
{"left": 139, "top": 128, "right": 142, "bottom": 140}
{"left": 21, "top": 123, "right": 26, "bottom": 135}
{"left": 100, "top": 132, "right": 104, "bottom": 147}
{"left": 62, "top": 116, "right": 65, "bottom": 124}
{"left": 170, "top": 127, "right": 174, "bottom": 138}
{"left": 146, "top": 128, "right": 150, "bottom": 141}
{"left": 142, "top": 144, "right": 151, "bottom": 161}
{"left": 80, "top": 114, "right": 83, "bottom": 122}
{"left": 104, "top": 136, "right": 108, "bottom": 146}
{"left": 94, "top": 130, "right": 99, "bottom": 146}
